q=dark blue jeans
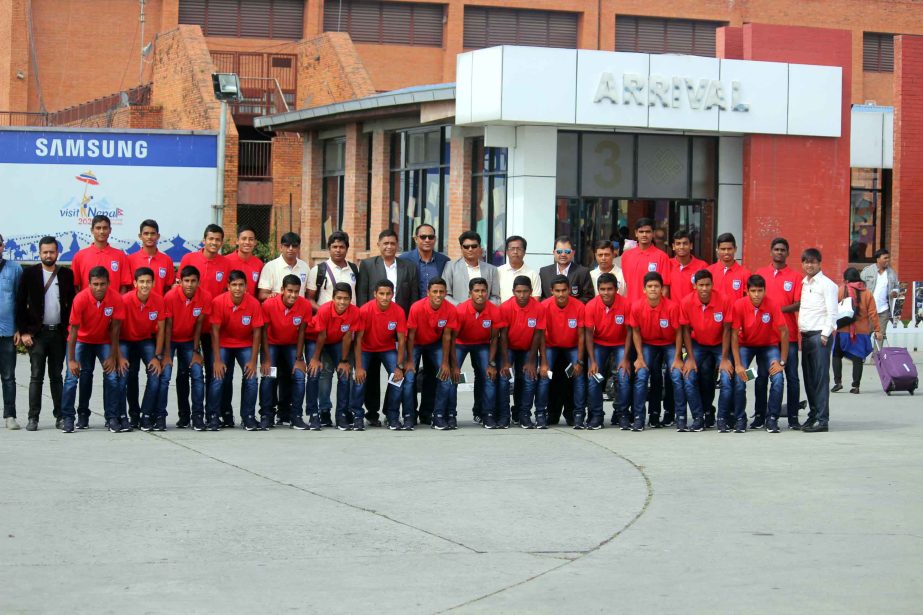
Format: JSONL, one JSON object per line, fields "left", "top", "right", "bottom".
{"left": 351, "top": 350, "right": 407, "bottom": 425}
{"left": 801, "top": 332, "right": 832, "bottom": 426}
{"left": 632, "top": 344, "right": 681, "bottom": 425}
{"left": 587, "top": 345, "right": 630, "bottom": 424}
{"left": 311, "top": 341, "right": 335, "bottom": 416}
{"left": 735, "top": 345, "right": 783, "bottom": 422}
{"left": 208, "top": 347, "right": 258, "bottom": 422}
{"left": 449, "top": 344, "right": 496, "bottom": 421}
{"left": 536, "top": 346, "right": 587, "bottom": 419}
{"left": 61, "top": 342, "right": 125, "bottom": 420}
{"left": 0, "top": 336, "right": 16, "bottom": 418}
{"left": 755, "top": 341, "right": 800, "bottom": 419}
{"left": 684, "top": 342, "right": 733, "bottom": 424}
{"left": 259, "top": 344, "right": 306, "bottom": 420}
{"left": 497, "top": 348, "right": 539, "bottom": 424}
{"left": 159, "top": 340, "right": 205, "bottom": 421}
{"left": 120, "top": 339, "right": 160, "bottom": 420}
{"left": 404, "top": 343, "right": 452, "bottom": 422}
{"left": 306, "top": 341, "right": 352, "bottom": 426}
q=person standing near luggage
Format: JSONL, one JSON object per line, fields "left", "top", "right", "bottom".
{"left": 0, "top": 233, "right": 23, "bottom": 430}
{"left": 832, "top": 268, "right": 881, "bottom": 395}
{"left": 798, "top": 249, "right": 838, "bottom": 433}
{"left": 15, "top": 236, "right": 75, "bottom": 430}
{"left": 860, "top": 249, "right": 900, "bottom": 336}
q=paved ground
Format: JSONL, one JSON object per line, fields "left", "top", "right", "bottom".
{"left": 2, "top": 355, "right": 922, "bottom": 614}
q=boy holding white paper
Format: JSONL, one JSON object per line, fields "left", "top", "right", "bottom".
{"left": 351, "top": 280, "right": 410, "bottom": 431}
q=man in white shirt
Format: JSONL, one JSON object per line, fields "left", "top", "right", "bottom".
{"left": 497, "top": 235, "right": 540, "bottom": 302}
{"left": 306, "top": 230, "right": 358, "bottom": 308}
{"left": 257, "top": 232, "right": 311, "bottom": 301}
{"left": 860, "top": 248, "right": 900, "bottom": 337}
{"left": 590, "top": 240, "right": 626, "bottom": 297}
{"left": 798, "top": 248, "right": 838, "bottom": 433}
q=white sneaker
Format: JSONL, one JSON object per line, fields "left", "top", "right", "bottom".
{"left": 5, "top": 417, "right": 21, "bottom": 430}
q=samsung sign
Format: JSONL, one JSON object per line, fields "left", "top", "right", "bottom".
{"left": 456, "top": 46, "right": 843, "bottom": 137}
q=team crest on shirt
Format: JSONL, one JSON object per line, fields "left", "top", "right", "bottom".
{"left": 615, "top": 315, "right": 625, "bottom": 325}
{"left": 690, "top": 273, "right": 696, "bottom": 284}
{"left": 714, "top": 312, "right": 724, "bottom": 322}
{"left": 482, "top": 320, "right": 492, "bottom": 328}
{"left": 110, "top": 260, "right": 119, "bottom": 272}
{"left": 293, "top": 317, "right": 303, "bottom": 326}
{"left": 527, "top": 318, "right": 537, "bottom": 328}
{"left": 387, "top": 321, "right": 397, "bottom": 331}
{"left": 783, "top": 281, "right": 793, "bottom": 292}
{"left": 158, "top": 267, "right": 167, "bottom": 279}
{"left": 252, "top": 271, "right": 259, "bottom": 282}
{"left": 242, "top": 316, "right": 252, "bottom": 325}
{"left": 300, "top": 273, "right": 307, "bottom": 284}
{"left": 149, "top": 311, "right": 158, "bottom": 321}
{"left": 351, "top": 273, "right": 357, "bottom": 282}
{"left": 341, "top": 324, "right": 350, "bottom": 332}
{"left": 103, "top": 307, "right": 113, "bottom": 317}
{"left": 567, "top": 318, "right": 577, "bottom": 329}
{"left": 193, "top": 307, "right": 203, "bottom": 317}
{"left": 437, "top": 319, "right": 448, "bottom": 328}
{"left": 732, "top": 279, "right": 741, "bottom": 290}
{"left": 659, "top": 318, "right": 669, "bottom": 328}
{"left": 648, "top": 262, "right": 657, "bottom": 272}
{"left": 761, "top": 312, "right": 771, "bottom": 324}
{"left": 216, "top": 271, "right": 224, "bottom": 282}
{"left": 571, "top": 285, "right": 579, "bottom": 296}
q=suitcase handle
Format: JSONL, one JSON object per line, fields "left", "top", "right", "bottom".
{"left": 873, "top": 337, "right": 882, "bottom": 354}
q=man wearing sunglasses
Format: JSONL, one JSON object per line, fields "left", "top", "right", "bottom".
{"left": 442, "top": 231, "right": 501, "bottom": 306}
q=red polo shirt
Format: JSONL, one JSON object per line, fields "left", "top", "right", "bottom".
{"left": 225, "top": 252, "right": 264, "bottom": 296}
{"left": 70, "top": 287, "right": 125, "bottom": 344}
{"left": 629, "top": 297, "right": 680, "bottom": 347}
{"left": 584, "top": 294, "right": 631, "bottom": 347}
{"left": 164, "top": 286, "right": 212, "bottom": 343}
{"left": 500, "top": 297, "right": 546, "bottom": 351}
{"left": 730, "top": 296, "right": 785, "bottom": 347}
{"left": 262, "top": 295, "right": 311, "bottom": 346}
{"left": 71, "top": 244, "right": 132, "bottom": 291}
{"left": 455, "top": 300, "right": 504, "bottom": 346}
{"left": 357, "top": 301, "right": 407, "bottom": 353}
{"left": 756, "top": 264, "right": 802, "bottom": 343}
{"left": 178, "top": 251, "right": 230, "bottom": 301}
{"left": 210, "top": 292, "right": 264, "bottom": 349}
{"left": 127, "top": 249, "right": 174, "bottom": 296}
{"left": 621, "top": 245, "right": 672, "bottom": 303}
{"left": 408, "top": 298, "right": 458, "bottom": 347}
{"left": 315, "top": 302, "right": 360, "bottom": 345}
{"left": 542, "top": 296, "right": 585, "bottom": 348}
{"left": 680, "top": 291, "right": 730, "bottom": 347}
{"left": 669, "top": 256, "right": 709, "bottom": 303}
{"left": 707, "top": 261, "right": 751, "bottom": 301}
{"left": 120, "top": 291, "right": 166, "bottom": 342}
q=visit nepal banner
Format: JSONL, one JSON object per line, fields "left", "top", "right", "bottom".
{"left": 0, "top": 129, "right": 217, "bottom": 263}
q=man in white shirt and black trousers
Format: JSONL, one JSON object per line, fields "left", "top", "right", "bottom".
{"left": 798, "top": 248, "right": 838, "bottom": 433}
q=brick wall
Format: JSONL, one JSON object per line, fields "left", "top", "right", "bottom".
{"left": 60, "top": 105, "right": 164, "bottom": 129}
{"left": 446, "top": 132, "right": 473, "bottom": 260}
{"left": 271, "top": 132, "right": 304, "bottom": 246}
{"left": 0, "top": 0, "right": 29, "bottom": 111}
{"left": 365, "top": 129, "right": 391, "bottom": 261}
{"left": 892, "top": 35, "right": 923, "bottom": 310}
{"left": 300, "top": 131, "right": 323, "bottom": 265}
{"left": 341, "top": 123, "right": 369, "bottom": 254}
{"left": 296, "top": 32, "right": 375, "bottom": 109}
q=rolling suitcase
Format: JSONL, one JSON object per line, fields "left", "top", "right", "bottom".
{"left": 874, "top": 340, "right": 918, "bottom": 396}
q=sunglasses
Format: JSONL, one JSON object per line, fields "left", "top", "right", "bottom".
{"left": 417, "top": 234, "right": 436, "bottom": 241}
{"left": 462, "top": 244, "right": 480, "bottom": 250}
{"left": 555, "top": 249, "right": 573, "bottom": 255}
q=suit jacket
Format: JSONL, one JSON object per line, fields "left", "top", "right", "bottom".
{"left": 539, "top": 263, "right": 594, "bottom": 303}
{"left": 442, "top": 258, "right": 501, "bottom": 305}
{"left": 357, "top": 256, "right": 419, "bottom": 314}
{"left": 15, "top": 264, "right": 76, "bottom": 336}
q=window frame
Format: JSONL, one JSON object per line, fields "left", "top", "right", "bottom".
{"left": 863, "top": 32, "right": 895, "bottom": 73}
{"left": 470, "top": 138, "right": 509, "bottom": 266}
{"left": 179, "top": 0, "right": 305, "bottom": 40}
{"left": 321, "top": 138, "right": 346, "bottom": 249}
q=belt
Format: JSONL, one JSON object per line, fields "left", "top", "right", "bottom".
{"left": 43, "top": 324, "right": 62, "bottom": 331}
{"left": 801, "top": 330, "right": 822, "bottom": 336}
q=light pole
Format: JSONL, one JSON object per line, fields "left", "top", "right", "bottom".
{"left": 211, "top": 73, "right": 242, "bottom": 226}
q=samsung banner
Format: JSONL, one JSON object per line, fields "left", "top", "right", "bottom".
{"left": 0, "top": 128, "right": 217, "bottom": 263}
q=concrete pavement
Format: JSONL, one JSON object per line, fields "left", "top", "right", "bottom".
{"left": 1, "top": 356, "right": 921, "bottom": 614}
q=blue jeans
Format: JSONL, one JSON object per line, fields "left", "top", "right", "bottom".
{"left": 497, "top": 348, "right": 539, "bottom": 424}
{"left": 208, "top": 347, "right": 258, "bottom": 422}
{"left": 351, "top": 350, "right": 407, "bottom": 425}
{"left": 311, "top": 340, "right": 335, "bottom": 418}
{"left": 587, "top": 345, "right": 630, "bottom": 424}
{"left": 61, "top": 342, "right": 125, "bottom": 420}
{"left": 536, "top": 346, "right": 587, "bottom": 419}
{"left": 120, "top": 339, "right": 160, "bottom": 420}
{"left": 259, "top": 344, "right": 305, "bottom": 420}
{"left": 404, "top": 343, "right": 452, "bottom": 422}
{"left": 449, "top": 344, "right": 496, "bottom": 421}
{"left": 755, "top": 342, "right": 800, "bottom": 420}
{"left": 306, "top": 341, "right": 352, "bottom": 426}
{"left": 632, "top": 344, "right": 681, "bottom": 425}
{"left": 684, "top": 342, "right": 733, "bottom": 425}
{"left": 159, "top": 340, "right": 205, "bottom": 421}
{"left": 0, "top": 336, "right": 16, "bottom": 417}
{"left": 735, "top": 346, "right": 783, "bottom": 421}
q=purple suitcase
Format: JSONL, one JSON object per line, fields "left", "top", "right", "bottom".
{"left": 874, "top": 345, "right": 918, "bottom": 395}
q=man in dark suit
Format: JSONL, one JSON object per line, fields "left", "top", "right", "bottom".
{"left": 539, "top": 236, "right": 594, "bottom": 425}
{"left": 357, "top": 229, "right": 419, "bottom": 426}
{"left": 14, "top": 236, "right": 76, "bottom": 430}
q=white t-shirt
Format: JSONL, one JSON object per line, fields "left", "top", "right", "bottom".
{"left": 42, "top": 268, "right": 61, "bottom": 325}
{"left": 590, "top": 266, "right": 627, "bottom": 297}
{"left": 497, "top": 263, "right": 541, "bottom": 302}
{"left": 873, "top": 269, "right": 890, "bottom": 313}
{"left": 307, "top": 259, "right": 358, "bottom": 305}
{"left": 258, "top": 256, "right": 311, "bottom": 294}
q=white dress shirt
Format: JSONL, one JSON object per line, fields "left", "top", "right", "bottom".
{"left": 799, "top": 271, "right": 838, "bottom": 336}
{"left": 590, "top": 266, "right": 627, "bottom": 297}
{"left": 258, "top": 255, "right": 311, "bottom": 294}
{"left": 497, "top": 262, "right": 541, "bottom": 302}
{"left": 383, "top": 259, "right": 398, "bottom": 287}
{"left": 466, "top": 262, "right": 481, "bottom": 281}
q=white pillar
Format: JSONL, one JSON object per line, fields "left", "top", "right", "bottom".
{"left": 717, "top": 136, "right": 744, "bottom": 259}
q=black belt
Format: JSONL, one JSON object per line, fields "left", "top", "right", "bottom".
{"left": 43, "top": 324, "right": 62, "bottom": 331}
{"left": 801, "top": 330, "right": 822, "bottom": 336}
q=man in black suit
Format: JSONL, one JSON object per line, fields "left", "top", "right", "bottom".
{"left": 357, "top": 229, "right": 419, "bottom": 426}
{"left": 539, "top": 236, "right": 594, "bottom": 425}
{"left": 14, "top": 236, "right": 76, "bottom": 430}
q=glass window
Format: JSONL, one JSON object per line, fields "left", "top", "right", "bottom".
{"left": 580, "top": 133, "right": 635, "bottom": 197}
{"left": 471, "top": 139, "right": 509, "bottom": 266}
{"left": 637, "top": 135, "right": 689, "bottom": 199}
{"left": 389, "top": 127, "right": 450, "bottom": 252}
{"left": 321, "top": 139, "right": 345, "bottom": 248}
{"left": 849, "top": 168, "right": 890, "bottom": 263}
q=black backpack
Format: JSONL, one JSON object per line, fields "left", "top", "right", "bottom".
{"left": 315, "top": 261, "right": 359, "bottom": 292}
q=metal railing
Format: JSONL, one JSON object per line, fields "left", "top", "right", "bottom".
{"left": 238, "top": 140, "right": 273, "bottom": 179}
{"left": 234, "top": 77, "right": 293, "bottom": 117}
{"left": 47, "top": 83, "right": 152, "bottom": 125}
{"left": 0, "top": 111, "right": 48, "bottom": 126}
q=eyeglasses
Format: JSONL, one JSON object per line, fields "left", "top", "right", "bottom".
{"left": 462, "top": 244, "right": 479, "bottom": 250}
{"left": 555, "top": 249, "right": 572, "bottom": 255}
{"left": 417, "top": 234, "right": 436, "bottom": 241}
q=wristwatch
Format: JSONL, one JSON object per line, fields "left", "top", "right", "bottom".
{"left": 339, "top": 359, "right": 350, "bottom": 364}
{"left": 779, "top": 360, "right": 786, "bottom": 367}
{"left": 488, "top": 360, "right": 497, "bottom": 368}
{"left": 576, "top": 360, "right": 585, "bottom": 367}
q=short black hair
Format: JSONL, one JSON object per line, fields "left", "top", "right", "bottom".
{"left": 672, "top": 229, "right": 691, "bottom": 242}
{"left": 179, "top": 265, "right": 200, "bottom": 280}
{"left": 204, "top": 224, "right": 224, "bottom": 239}
{"left": 415, "top": 223, "right": 436, "bottom": 237}
{"left": 770, "top": 237, "right": 789, "bottom": 250}
{"left": 512, "top": 275, "right": 532, "bottom": 289}
{"left": 237, "top": 224, "right": 256, "bottom": 237}
{"left": 38, "top": 236, "right": 58, "bottom": 249}
{"left": 643, "top": 271, "right": 663, "bottom": 286}
{"left": 873, "top": 248, "right": 890, "bottom": 259}
{"left": 550, "top": 274, "right": 569, "bottom": 290}
{"left": 427, "top": 277, "right": 447, "bottom": 290}
{"left": 139, "top": 219, "right": 159, "bottom": 233}
{"left": 88, "top": 266, "right": 109, "bottom": 282}
{"left": 596, "top": 272, "right": 617, "bottom": 289}
{"left": 468, "top": 277, "right": 488, "bottom": 291}
{"left": 635, "top": 217, "right": 654, "bottom": 231}
{"left": 801, "top": 248, "right": 822, "bottom": 263}
{"left": 844, "top": 267, "right": 862, "bottom": 283}
{"left": 280, "top": 232, "right": 301, "bottom": 247}
{"left": 459, "top": 230, "right": 481, "bottom": 246}
{"left": 747, "top": 274, "right": 766, "bottom": 289}
{"left": 374, "top": 279, "right": 395, "bottom": 292}
{"left": 554, "top": 235, "right": 573, "bottom": 248}
{"left": 378, "top": 229, "right": 398, "bottom": 242}
{"left": 90, "top": 214, "right": 111, "bottom": 229}
{"left": 716, "top": 232, "right": 737, "bottom": 247}
{"left": 282, "top": 274, "right": 302, "bottom": 289}
{"left": 332, "top": 282, "right": 352, "bottom": 299}
{"left": 328, "top": 230, "right": 350, "bottom": 247}
{"left": 693, "top": 269, "right": 713, "bottom": 283}
{"left": 228, "top": 269, "right": 247, "bottom": 284}
{"left": 134, "top": 266, "right": 154, "bottom": 281}
{"left": 505, "top": 235, "right": 527, "bottom": 251}
{"left": 594, "top": 240, "right": 613, "bottom": 251}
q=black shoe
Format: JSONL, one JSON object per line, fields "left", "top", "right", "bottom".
{"left": 799, "top": 400, "right": 808, "bottom": 410}
{"left": 140, "top": 415, "right": 154, "bottom": 432}
{"left": 337, "top": 423, "right": 351, "bottom": 431}
{"left": 676, "top": 423, "right": 688, "bottom": 432}
{"left": 534, "top": 413, "right": 548, "bottom": 430}
{"left": 107, "top": 418, "right": 122, "bottom": 433}
{"left": 850, "top": 387, "right": 860, "bottom": 394}
{"left": 119, "top": 417, "right": 133, "bottom": 432}
{"left": 802, "top": 423, "right": 828, "bottom": 433}
{"left": 717, "top": 421, "right": 730, "bottom": 433}
{"left": 767, "top": 418, "right": 780, "bottom": 433}
{"left": 308, "top": 415, "right": 322, "bottom": 431}
{"left": 154, "top": 417, "right": 166, "bottom": 431}
{"left": 352, "top": 419, "right": 365, "bottom": 432}
{"left": 320, "top": 412, "right": 333, "bottom": 427}
{"left": 661, "top": 415, "right": 675, "bottom": 427}
{"left": 704, "top": 412, "right": 716, "bottom": 429}
{"left": 291, "top": 417, "right": 309, "bottom": 430}
{"left": 260, "top": 415, "right": 274, "bottom": 430}
{"left": 648, "top": 417, "right": 663, "bottom": 429}
{"left": 447, "top": 416, "right": 458, "bottom": 430}
{"left": 519, "top": 415, "right": 535, "bottom": 429}
{"left": 749, "top": 417, "right": 765, "bottom": 430}
{"left": 734, "top": 420, "right": 746, "bottom": 433}
{"left": 630, "top": 420, "right": 644, "bottom": 432}
{"left": 510, "top": 415, "right": 519, "bottom": 425}
{"left": 433, "top": 415, "right": 449, "bottom": 430}
{"left": 61, "top": 417, "right": 75, "bottom": 433}
{"left": 55, "top": 418, "right": 63, "bottom": 430}
{"left": 243, "top": 418, "right": 262, "bottom": 431}
{"left": 573, "top": 421, "right": 586, "bottom": 430}
{"left": 473, "top": 414, "right": 483, "bottom": 425}
{"left": 192, "top": 416, "right": 206, "bottom": 431}
{"left": 129, "top": 417, "right": 140, "bottom": 430}
{"left": 221, "top": 418, "right": 236, "bottom": 429}
{"left": 691, "top": 418, "right": 705, "bottom": 432}
{"left": 275, "top": 417, "right": 292, "bottom": 426}
{"left": 175, "top": 418, "right": 190, "bottom": 429}
{"left": 388, "top": 422, "right": 402, "bottom": 431}
{"left": 587, "top": 418, "right": 603, "bottom": 430}
{"left": 802, "top": 420, "right": 816, "bottom": 431}
{"left": 403, "top": 422, "right": 415, "bottom": 431}
{"left": 26, "top": 419, "right": 38, "bottom": 431}
{"left": 76, "top": 414, "right": 89, "bottom": 430}
{"left": 366, "top": 417, "right": 382, "bottom": 428}
{"left": 831, "top": 383, "right": 843, "bottom": 393}
{"left": 788, "top": 420, "right": 802, "bottom": 431}
{"left": 419, "top": 415, "right": 432, "bottom": 426}
{"left": 206, "top": 418, "right": 220, "bottom": 431}
{"left": 610, "top": 412, "right": 620, "bottom": 426}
